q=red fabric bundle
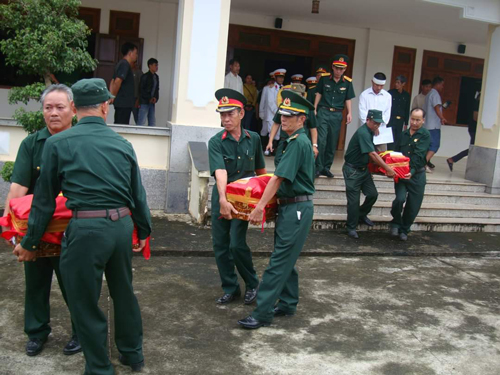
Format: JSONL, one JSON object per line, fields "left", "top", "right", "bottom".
{"left": 0, "top": 194, "right": 150, "bottom": 259}
{"left": 368, "top": 151, "right": 410, "bottom": 182}
{"left": 226, "top": 174, "right": 277, "bottom": 227}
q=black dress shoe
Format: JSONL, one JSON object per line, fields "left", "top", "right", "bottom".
{"left": 427, "top": 161, "right": 435, "bottom": 169}
{"left": 119, "top": 354, "right": 145, "bottom": 372}
{"left": 273, "top": 307, "right": 295, "bottom": 317}
{"left": 63, "top": 335, "right": 82, "bottom": 356}
{"left": 347, "top": 230, "right": 359, "bottom": 239}
{"left": 322, "top": 170, "right": 334, "bottom": 178}
{"left": 238, "top": 316, "right": 270, "bottom": 329}
{"left": 399, "top": 233, "right": 408, "bottom": 241}
{"left": 244, "top": 288, "right": 258, "bottom": 305}
{"left": 359, "top": 216, "right": 374, "bottom": 227}
{"left": 26, "top": 338, "right": 46, "bottom": 356}
{"left": 216, "top": 290, "right": 241, "bottom": 304}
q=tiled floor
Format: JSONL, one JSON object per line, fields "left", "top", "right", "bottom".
{"left": 264, "top": 151, "right": 475, "bottom": 184}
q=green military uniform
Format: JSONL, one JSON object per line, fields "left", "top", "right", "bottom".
{"left": 10, "top": 127, "right": 76, "bottom": 342}
{"left": 251, "top": 92, "right": 315, "bottom": 323}
{"left": 272, "top": 105, "right": 317, "bottom": 167}
{"left": 342, "top": 113, "right": 380, "bottom": 231}
{"left": 22, "top": 79, "right": 151, "bottom": 375}
{"left": 387, "top": 88, "right": 410, "bottom": 149}
{"left": 390, "top": 126, "right": 430, "bottom": 234}
{"left": 208, "top": 89, "right": 265, "bottom": 298}
{"left": 306, "top": 85, "right": 317, "bottom": 104}
{"left": 315, "top": 55, "right": 355, "bottom": 174}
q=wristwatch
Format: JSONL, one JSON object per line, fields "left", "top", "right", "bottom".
{"left": 313, "top": 144, "right": 318, "bottom": 147}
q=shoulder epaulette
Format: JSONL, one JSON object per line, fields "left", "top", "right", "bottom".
{"left": 344, "top": 76, "right": 352, "bottom": 82}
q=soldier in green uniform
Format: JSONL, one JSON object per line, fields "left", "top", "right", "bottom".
{"left": 238, "top": 91, "right": 315, "bottom": 329}
{"left": 390, "top": 107, "right": 430, "bottom": 241}
{"left": 266, "top": 84, "right": 318, "bottom": 167}
{"left": 314, "top": 55, "right": 355, "bottom": 178}
{"left": 305, "top": 76, "right": 317, "bottom": 104}
{"left": 208, "top": 89, "right": 267, "bottom": 305}
{"left": 3, "top": 84, "right": 81, "bottom": 357}
{"left": 387, "top": 75, "right": 411, "bottom": 149}
{"left": 14, "top": 78, "right": 152, "bottom": 374}
{"left": 343, "top": 110, "right": 395, "bottom": 239}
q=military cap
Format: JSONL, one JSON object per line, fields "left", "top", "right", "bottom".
{"left": 291, "top": 74, "right": 303, "bottom": 81}
{"left": 290, "top": 83, "right": 306, "bottom": 95}
{"left": 278, "top": 91, "right": 314, "bottom": 116}
{"left": 72, "top": 78, "right": 114, "bottom": 107}
{"left": 306, "top": 77, "right": 317, "bottom": 85}
{"left": 367, "top": 109, "right": 384, "bottom": 123}
{"left": 316, "top": 67, "right": 327, "bottom": 74}
{"left": 269, "top": 70, "right": 276, "bottom": 77}
{"left": 215, "top": 88, "right": 247, "bottom": 113}
{"left": 332, "top": 54, "right": 349, "bottom": 68}
{"left": 274, "top": 68, "right": 287, "bottom": 77}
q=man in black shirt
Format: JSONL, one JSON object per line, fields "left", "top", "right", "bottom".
{"left": 138, "top": 58, "right": 159, "bottom": 126}
{"left": 110, "top": 42, "right": 138, "bottom": 125}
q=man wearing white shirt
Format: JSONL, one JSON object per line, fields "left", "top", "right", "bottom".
{"left": 259, "top": 69, "right": 286, "bottom": 151}
{"left": 224, "top": 59, "right": 243, "bottom": 94}
{"left": 358, "top": 72, "right": 392, "bottom": 151}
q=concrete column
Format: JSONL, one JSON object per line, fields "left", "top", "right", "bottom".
{"left": 166, "top": 0, "right": 231, "bottom": 213}
{"left": 466, "top": 25, "right": 500, "bottom": 194}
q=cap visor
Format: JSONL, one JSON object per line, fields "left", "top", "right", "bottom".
{"left": 216, "top": 106, "right": 239, "bottom": 113}
{"left": 278, "top": 109, "right": 300, "bottom": 116}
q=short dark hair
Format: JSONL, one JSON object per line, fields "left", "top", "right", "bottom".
{"left": 421, "top": 79, "right": 432, "bottom": 86}
{"left": 373, "top": 72, "right": 386, "bottom": 80}
{"left": 121, "top": 42, "right": 138, "bottom": 57}
{"left": 411, "top": 107, "right": 426, "bottom": 118}
{"left": 432, "top": 76, "right": 444, "bottom": 85}
{"left": 147, "top": 58, "right": 158, "bottom": 66}
{"left": 396, "top": 75, "right": 407, "bottom": 83}
{"left": 229, "top": 58, "right": 240, "bottom": 66}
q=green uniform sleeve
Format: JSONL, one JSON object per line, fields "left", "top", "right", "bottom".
{"left": 10, "top": 139, "right": 33, "bottom": 188}
{"left": 130, "top": 149, "right": 152, "bottom": 240}
{"left": 359, "top": 130, "right": 375, "bottom": 154}
{"left": 274, "top": 140, "right": 301, "bottom": 183}
{"left": 316, "top": 76, "right": 325, "bottom": 95}
{"left": 409, "top": 131, "right": 431, "bottom": 176}
{"left": 208, "top": 137, "right": 224, "bottom": 176}
{"left": 346, "top": 81, "right": 355, "bottom": 100}
{"left": 20, "top": 139, "right": 61, "bottom": 251}
{"left": 253, "top": 134, "right": 266, "bottom": 170}
{"left": 308, "top": 112, "right": 317, "bottom": 129}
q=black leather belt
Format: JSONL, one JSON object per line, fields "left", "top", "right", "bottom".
{"left": 72, "top": 207, "right": 131, "bottom": 221}
{"left": 277, "top": 195, "right": 313, "bottom": 205}
{"left": 344, "top": 162, "right": 367, "bottom": 171}
{"left": 319, "top": 106, "right": 341, "bottom": 112}
{"left": 414, "top": 167, "right": 425, "bottom": 174}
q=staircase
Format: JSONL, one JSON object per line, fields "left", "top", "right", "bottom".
{"left": 207, "top": 174, "right": 500, "bottom": 233}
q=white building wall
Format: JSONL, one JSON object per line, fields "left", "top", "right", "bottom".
{"left": 229, "top": 10, "right": 487, "bottom": 157}
{"left": 0, "top": 0, "right": 178, "bottom": 128}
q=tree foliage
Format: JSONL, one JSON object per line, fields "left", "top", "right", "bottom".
{"left": 0, "top": 0, "right": 97, "bottom": 134}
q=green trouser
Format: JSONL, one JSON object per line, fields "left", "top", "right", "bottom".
{"left": 60, "top": 215, "right": 143, "bottom": 375}
{"left": 211, "top": 189, "right": 259, "bottom": 295}
{"left": 388, "top": 118, "right": 405, "bottom": 150}
{"left": 24, "top": 257, "right": 76, "bottom": 340}
{"left": 317, "top": 109, "right": 343, "bottom": 172}
{"left": 390, "top": 171, "right": 426, "bottom": 234}
{"left": 343, "top": 165, "right": 378, "bottom": 231}
{"left": 252, "top": 200, "right": 313, "bottom": 323}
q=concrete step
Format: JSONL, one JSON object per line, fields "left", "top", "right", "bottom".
{"left": 314, "top": 186, "right": 500, "bottom": 205}
{"left": 313, "top": 199, "right": 500, "bottom": 219}
{"left": 313, "top": 175, "right": 487, "bottom": 193}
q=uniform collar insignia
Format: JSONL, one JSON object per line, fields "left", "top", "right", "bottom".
{"left": 221, "top": 131, "right": 228, "bottom": 140}
{"left": 287, "top": 133, "right": 300, "bottom": 142}
{"left": 244, "top": 130, "right": 251, "bottom": 138}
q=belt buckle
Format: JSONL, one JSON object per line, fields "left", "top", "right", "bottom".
{"left": 330, "top": 108, "right": 335, "bottom": 112}
{"left": 396, "top": 116, "right": 401, "bottom": 119}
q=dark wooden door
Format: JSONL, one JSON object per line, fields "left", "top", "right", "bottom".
{"left": 390, "top": 46, "right": 416, "bottom": 98}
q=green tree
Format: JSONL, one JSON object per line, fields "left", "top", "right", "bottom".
{"left": 0, "top": 0, "right": 97, "bottom": 134}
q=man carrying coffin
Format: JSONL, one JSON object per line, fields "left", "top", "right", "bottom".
{"left": 343, "top": 110, "right": 395, "bottom": 239}
{"left": 238, "top": 91, "right": 315, "bottom": 329}
{"left": 208, "top": 89, "right": 267, "bottom": 305}
{"left": 390, "top": 107, "right": 430, "bottom": 241}
{"left": 13, "top": 78, "right": 152, "bottom": 374}
{"left": 3, "top": 84, "right": 81, "bottom": 357}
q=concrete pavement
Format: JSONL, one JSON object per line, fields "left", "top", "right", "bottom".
{"left": 1, "top": 221, "right": 500, "bottom": 374}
